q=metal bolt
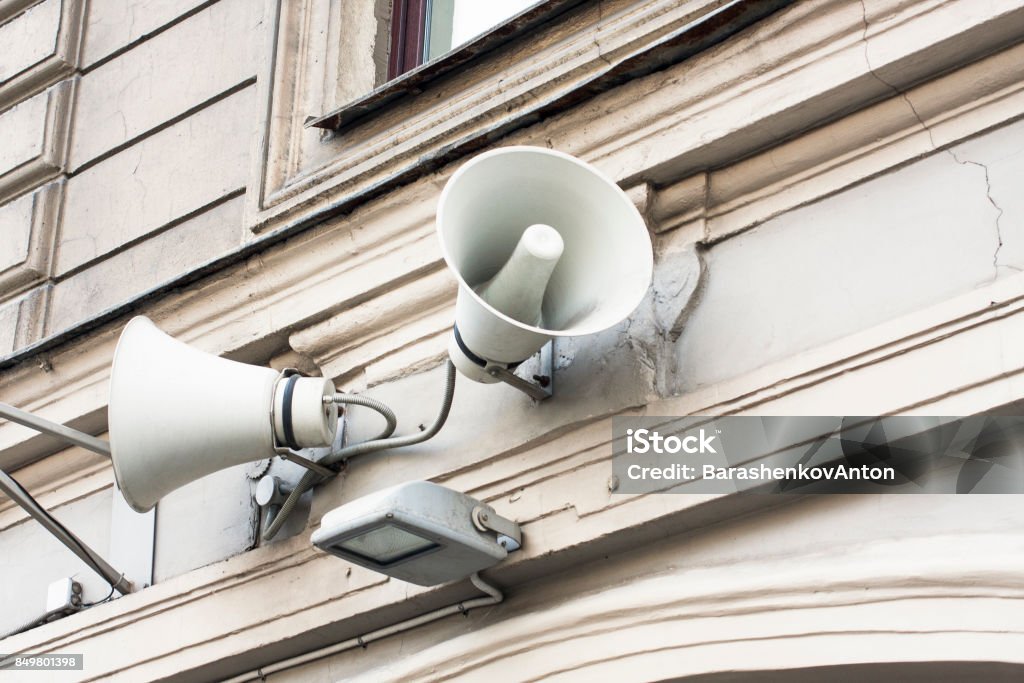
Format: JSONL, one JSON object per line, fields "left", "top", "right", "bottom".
{"left": 385, "top": 512, "right": 394, "bottom": 519}
{"left": 480, "top": 513, "right": 489, "bottom": 522}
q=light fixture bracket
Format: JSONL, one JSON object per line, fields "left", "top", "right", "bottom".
{"left": 471, "top": 504, "right": 522, "bottom": 552}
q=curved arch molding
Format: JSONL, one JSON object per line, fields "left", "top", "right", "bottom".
{"left": 350, "top": 533, "right": 1024, "bottom": 681}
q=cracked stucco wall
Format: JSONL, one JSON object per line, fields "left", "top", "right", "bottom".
{"left": 675, "top": 117, "right": 1024, "bottom": 391}
{"left": 332, "top": 114, "right": 1024, "bottom": 511}
{"left": 860, "top": 0, "right": 1016, "bottom": 278}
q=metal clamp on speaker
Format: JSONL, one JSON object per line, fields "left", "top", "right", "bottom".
{"left": 270, "top": 369, "right": 338, "bottom": 478}
{"left": 449, "top": 324, "right": 553, "bottom": 401}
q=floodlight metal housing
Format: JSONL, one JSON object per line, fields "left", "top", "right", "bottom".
{"left": 311, "top": 481, "right": 521, "bottom": 586}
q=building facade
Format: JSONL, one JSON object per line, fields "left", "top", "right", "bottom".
{"left": 1, "top": 0, "right": 1024, "bottom": 680}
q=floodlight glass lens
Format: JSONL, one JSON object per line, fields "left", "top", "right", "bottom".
{"left": 335, "top": 525, "right": 439, "bottom": 565}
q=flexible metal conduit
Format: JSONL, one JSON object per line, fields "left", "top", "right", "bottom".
{"left": 329, "top": 393, "right": 398, "bottom": 443}
{"left": 262, "top": 361, "right": 457, "bottom": 540}
{"left": 221, "top": 572, "right": 502, "bottom": 683}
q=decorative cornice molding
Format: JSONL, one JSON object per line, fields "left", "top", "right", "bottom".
{"left": 647, "top": 39, "right": 1024, "bottom": 245}
{"left": 571, "top": 0, "right": 1024, "bottom": 187}
{"left": 5, "top": 265, "right": 1024, "bottom": 680}
{"left": 0, "top": 450, "right": 108, "bottom": 530}
{"left": 2, "top": 0, "right": 1020, "bottom": 379}
{"left": 354, "top": 534, "right": 1024, "bottom": 682}
{"left": 3, "top": 0, "right": 1024, "bottom": 471}
{"left": 288, "top": 265, "right": 456, "bottom": 386}
{"left": 247, "top": 0, "right": 788, "bottom": 234}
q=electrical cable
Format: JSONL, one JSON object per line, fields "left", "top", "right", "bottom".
{"left": 220, "top": 571, "right": 503, "bottom": 683}
{"left": 330, "top": 393, "right": 398, "bottom": 443}
{"left": 0, "top": 573, "right": 117, "bottom": 642}
{"left": 0, "top": 472, "right": 129, "bottom": 642}
{"left": 82, "top": 584, "right": 116, "bottom": 608}
{"left": 262, "top": 360, "right": 457, "bottom": 541}
{"left": 259, "top": 392, "right": 399, "bottom": 532}
{"left": 0, "top": 607, "right": 68, "bottom": 641}
{"left": 1, "top": 472, "right": 102, "bottom": 576}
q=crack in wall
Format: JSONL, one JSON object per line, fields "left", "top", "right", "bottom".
{"left": 857, "top": 1, "right": 936, "bottom": 147}
{"left": 594, "top": 0, "right": 613, "bottom": 66}
{"left": 948, "top": 153, "right": 1014, "bottom": 275}
{"left": 857, "top": 0, "right": 1012, "bottom": 279}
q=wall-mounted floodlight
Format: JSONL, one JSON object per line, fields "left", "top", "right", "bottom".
{"left": 312, "top": 481, "right": 521, "bottom": 586}
{"left": 437, "top": 146, "right": 653, "bottom": 399}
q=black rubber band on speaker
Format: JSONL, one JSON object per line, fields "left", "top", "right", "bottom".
{"left": 281, "top": 374, "right": 301, "bottom": 450}
{"left": 452, "top": 324, "right": 527, "bottom": 370}
{"left": 453, "top": 324, "right": 487, "bottom": 368}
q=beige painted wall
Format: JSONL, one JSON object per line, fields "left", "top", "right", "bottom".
{"left": 1, "top": 0, "right": 1024, "bottom": 680}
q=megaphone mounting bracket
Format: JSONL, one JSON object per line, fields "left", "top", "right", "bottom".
{"left": 485, "top": 341, "right": 554, "bottom": 402}
{"left": 270, "top": 368, "right": 340, "bottom": 479}
{"left": 274, "top": 447, "right": 337, "bottom": 478}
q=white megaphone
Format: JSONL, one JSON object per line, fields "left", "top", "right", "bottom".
{"left": 437, "top": 146, "right": 653, "bottom": 389}
{"left": 108, "top": 317, "right": 338, "bottom": 513}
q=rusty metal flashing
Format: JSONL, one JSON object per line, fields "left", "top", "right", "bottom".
{"left": 0, "top": 0, "right": 791, "bottom": 373}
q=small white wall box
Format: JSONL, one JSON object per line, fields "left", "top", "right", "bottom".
{"left": 46, "top": 577, "right": 82, "bottom": 613}
{"left": 311, "top": 481, "right": 521, "bottom": 586}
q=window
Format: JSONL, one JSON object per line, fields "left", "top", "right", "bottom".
{"left": 257, "top": 0, "right": 783, "bottom": 235}
{"left": 388, "top": 0, "right": 539, "bottom": 79}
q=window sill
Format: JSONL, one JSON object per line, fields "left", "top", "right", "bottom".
{"left": 305, "top": 0, "right": 588, "bottom": 131}
{"left": 251, "top": 0, "right": 790, "bottom": 239}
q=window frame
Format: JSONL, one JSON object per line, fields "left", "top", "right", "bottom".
{"left": 387, "top": 0, "right": 429, "bottom": 80}
{"left": 248, "top": 0, "right": 790, "bottom": 240}
{"left": 309, "top": 0, "right": 585, "bottom": 131}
